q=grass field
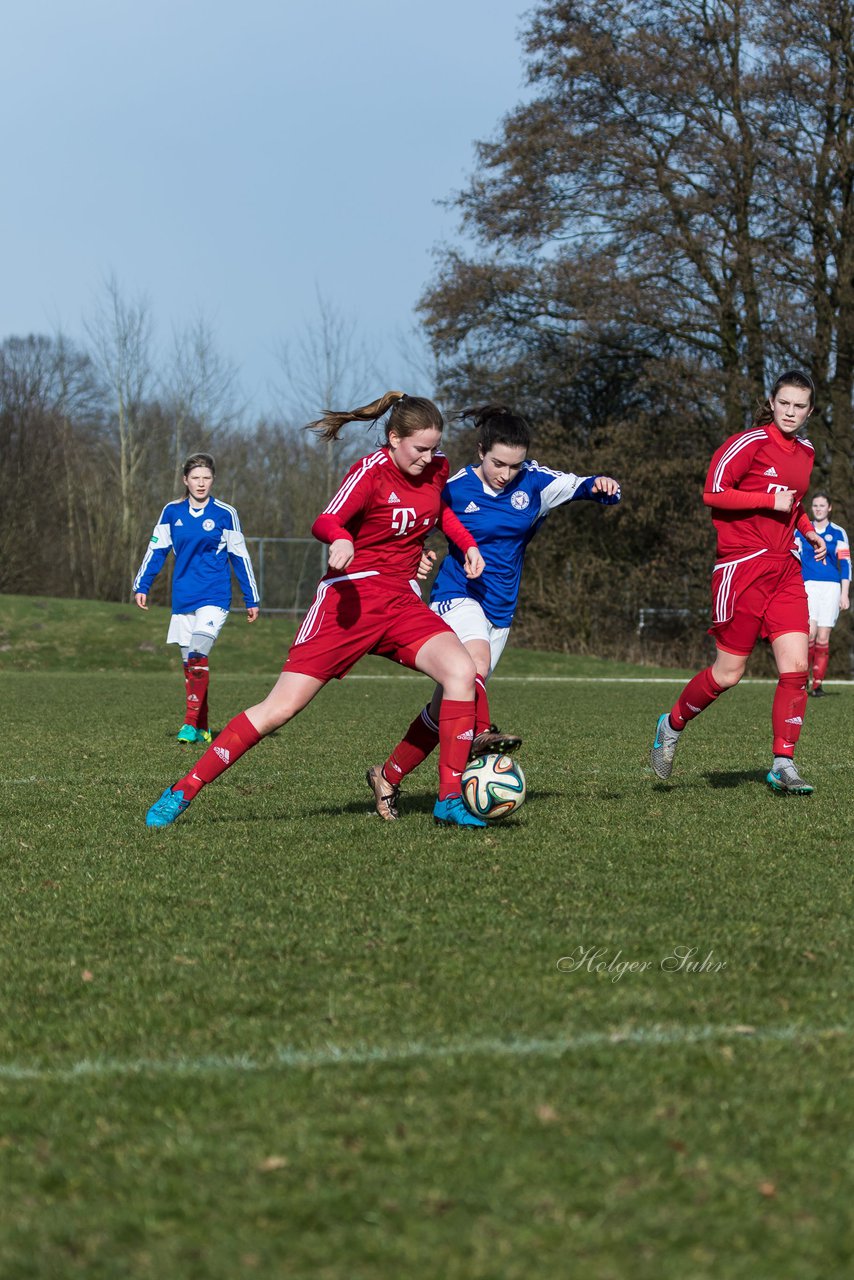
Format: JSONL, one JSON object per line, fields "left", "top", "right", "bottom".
{"left": 2, "top": 596, "right": 853, "bottom": 1278}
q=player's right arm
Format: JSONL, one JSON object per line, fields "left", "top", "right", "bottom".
{"left": 702, "top": 431, "right": 784, "bottom": 514}
{"left": 132, "top": 507, "right": 173, "bottom": 598}
{"left": 310, "top": 455, "right": 378, "bottom": 569}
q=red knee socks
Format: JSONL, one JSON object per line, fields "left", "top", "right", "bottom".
{"left": 174, "top": 711, "right": 261, "bottom": 800}
{"left": 670, "top": 666, "right": 726, "bottom": 731}
{"left": 383, "top": 705, "right": 440, "bottom": 783}
{"left": 772, "top": 671, "right": 807, "bottom": 757}
{"left": 812, "top": 643, "right": 829, "bottom": 688}
{"left": 437, "top": 698, "right": 475, "bottom": 800}
{"left": 474, "top": 674, "right": 491, "bottom": 736}
{"left": 185, "top": 653, "right": 209, "bottom": 728}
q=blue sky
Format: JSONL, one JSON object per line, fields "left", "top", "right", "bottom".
{"left": 2, "top": 1, "right": 531, "bottom": 416}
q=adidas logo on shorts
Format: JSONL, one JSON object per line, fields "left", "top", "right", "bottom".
{"left": 214, "top": 746, "right": 230, "bottom": 764}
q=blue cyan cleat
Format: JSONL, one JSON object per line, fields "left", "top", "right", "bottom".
{"left": 766, "top": 761, "right": 814, "bottom": 795}
{"left": 146, "top": 786, "right": 192, "bottom": 828}
{"left": 433, "top": 795, "right": 487, "bottom": 828}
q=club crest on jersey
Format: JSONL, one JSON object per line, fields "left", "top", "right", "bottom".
{"left": 387, "top": 491, "right": 401, "bottom": 504}
{"left": 763, "top": 466, "right": 778, "bottom": 477}
{"left": 203, "top": 518, "right": 215, "bottom": 531}
{"left": 511, "top": 491, "right": 530, "bottom": 510}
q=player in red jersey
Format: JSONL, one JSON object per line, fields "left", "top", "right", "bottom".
{"left": 650, "top": 371, "right": 827, "bottom": 794}
{"left": 145, "top": 391, "right": 490, "bottom": 829}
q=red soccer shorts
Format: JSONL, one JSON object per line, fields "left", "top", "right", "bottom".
{"left": 283, "top": 573, "right": 452, "bottom": 680}
{"left": 709, "top": 551, "right": 808, "bottom": 655}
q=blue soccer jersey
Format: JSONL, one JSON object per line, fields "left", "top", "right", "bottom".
{"left": 431, "top": 461, "right": 620, "bottom": 627}
{"left": 795, "top": 521, "right": 851, "bottom": 584}
{"left": 133, "top": 497, "right": 260, "bottom": 613}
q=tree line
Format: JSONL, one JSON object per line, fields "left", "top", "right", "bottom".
{"left": 3, "top": 0, "right": 852, "bottom": 666}
{"left": 420, "top": 0, "right": 854, "bottom": 665}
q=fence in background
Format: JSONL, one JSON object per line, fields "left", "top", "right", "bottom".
{"left": 241, "top": 537, "right": 328, "bottom": 615}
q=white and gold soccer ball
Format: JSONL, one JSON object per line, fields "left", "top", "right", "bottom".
{"left": 461, "top": 753, "right": 526, "bottom": 821}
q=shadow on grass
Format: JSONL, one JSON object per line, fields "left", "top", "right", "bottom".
{"left": 702, "top": 769, "right": 764, "bottom": 789}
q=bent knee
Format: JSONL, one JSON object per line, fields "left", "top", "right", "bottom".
{"left": 712, "top": 665, "right": 745, "bottom": 690}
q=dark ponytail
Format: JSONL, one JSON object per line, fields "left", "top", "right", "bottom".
{"left": 457, "top": 404, "right": 532, "bottom": 454}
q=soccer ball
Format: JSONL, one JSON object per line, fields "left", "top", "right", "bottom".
{"left": 461, "top": 753, "right": 526, "bottom": 821}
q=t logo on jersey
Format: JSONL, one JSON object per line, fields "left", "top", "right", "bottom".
{"left": 767, "top": 483, "right": 791, "bottom": 495}
{"left": 390, "top": 507, "right": 417, "bottom": 536}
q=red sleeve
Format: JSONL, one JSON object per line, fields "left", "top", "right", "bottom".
{"left": 706, "top": 431, "right": 765, "bottom": 493}
{"left": 796, "top": 508, "right": 814, "bottom": 537}
{"left": 439, "top": 501, "right": 478, "bottom": 555}
{"left": 703, "top": 489, "right": 776, "bottom": 512}
{"left": 310, "top": 459, "right": 376, "bottom": 544}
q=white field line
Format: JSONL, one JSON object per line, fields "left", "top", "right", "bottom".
{"left": 0, "top": 1024, "right": 846, "bottom": 1084}
{"left": 12, "top": 672, "right": 852, "bottom": 685}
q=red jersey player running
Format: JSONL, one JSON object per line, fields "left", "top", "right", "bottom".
{"left": 650, "top": 370, "right": 827, "bottom": 794}
{"left": 145, "top": 391, "right": 490, "bottom": 829}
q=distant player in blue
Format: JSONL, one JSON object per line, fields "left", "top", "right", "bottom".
{"left": 366, "top": 404, "right": 621, "bottom": 819}
{"left": 133, "top": 453, "right": 260, "bottom": 743}
{"left": 795, "top": 492, "right": 850, "bottom": 696}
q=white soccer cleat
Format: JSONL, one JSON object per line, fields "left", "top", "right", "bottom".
{"left": 650, "top": 713, "right": 682, "bottom": 780}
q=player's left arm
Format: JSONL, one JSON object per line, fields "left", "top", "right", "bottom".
{"left": 538, "top": 469, "right": 622, "bottom": 513}
{"left": 838, "top": 527, "right": 850, "bottom": 608}
{"left": 438, "top": 504, "right": 483, "bottom": 577}
{"left": 222, "top": 508, "right": 261, "bottom": 608}
{"left": 796, "top": 508, "right": 828, "bottom": 562}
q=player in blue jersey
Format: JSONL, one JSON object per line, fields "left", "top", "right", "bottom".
{"left": 366, "top": 404, "right": 621, "bottom": 819}
{"left": 795, "top": 493, "right": 850, "bottom": 696}
{"left": 133, "top": 453, "right": 260, "bottom": 743}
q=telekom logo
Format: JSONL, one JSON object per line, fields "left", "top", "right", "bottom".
{"left": 390, "top": 507, "right": 417, "bottom": 536}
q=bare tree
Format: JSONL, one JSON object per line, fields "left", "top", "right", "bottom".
{"left": 85, "top": 275, "right": 156, "bottom": 585}
{"left": 162, "top": 313, "right": 244, "bottom": 492}
{"left": 274, "top": 290, "right": 385, "bottom": 501}
{"left": 0, "top": 333, "right": 104, "bottom": 596}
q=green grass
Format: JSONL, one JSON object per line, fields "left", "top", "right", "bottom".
{"left": 2, "top": 595, "right": 854, "bottom": 1278}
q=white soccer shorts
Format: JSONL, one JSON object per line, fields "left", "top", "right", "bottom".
{"left": 804, "top": 580, "right": 843, "bottom": 629}
{"left": 430, "top": 597, "right": 510, "bottom": 676}
{"left": 166, "top": 605, "right": 230, "bottom": 650}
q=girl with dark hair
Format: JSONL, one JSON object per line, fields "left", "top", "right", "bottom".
{"left": 366, "top": 404, "right": 621, "bottom": 820}
{"left": 145, "top": 392, "right": 489, "bottom": 830}
{"left": 133, "top": 453, "right": 260, "bottom": 744}
{"left": 650, "top": 371, "right": 827, "bottom": 794}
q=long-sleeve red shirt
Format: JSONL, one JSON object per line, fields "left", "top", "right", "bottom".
{"left": 703, "top": 422, "right": 815, "bottom": 559}
{"left": 311, "top": 448, "right": 477, "bottom": 591}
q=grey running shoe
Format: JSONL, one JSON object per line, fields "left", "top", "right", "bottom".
{"left": 469, "top": 724, "right": 523, "bottom": 760}
{"left": 365, "top": 765, "right": 400, "bottom": 820}
{"left": 650, "top": 713, "right": 682, "bottom": 780}
{"left": 766, "top": 760, "right": 814, "bottom": 795}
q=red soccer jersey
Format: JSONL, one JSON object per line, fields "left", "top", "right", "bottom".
{"left": 311, "top": 448, "right": 476, "bottom": 589}
{"left": 705, "top": 423, "right": 815, "bottom": 559}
